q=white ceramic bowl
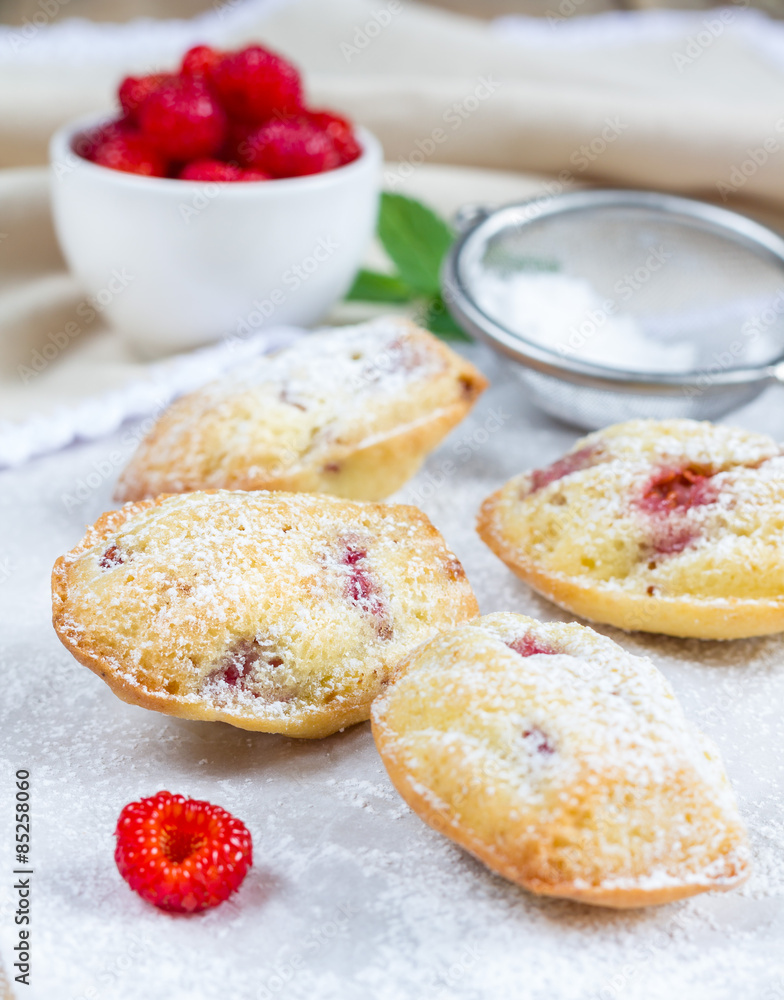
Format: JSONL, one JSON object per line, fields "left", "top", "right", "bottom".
{"left": 49, "top": 115, "right": 382, "bottom": 357}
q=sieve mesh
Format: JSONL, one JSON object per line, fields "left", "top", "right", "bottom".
{"left": 447, "top": 192, "right": 784, "bottom": 429}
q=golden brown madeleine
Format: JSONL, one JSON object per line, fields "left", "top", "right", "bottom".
{"left": 52, "top": 491, "right": 478, "bottom": 738}
{"left": 477, "top": 419, "right": 784, "bottom": 639}
{"left": 116, "top": 318, "right": 487, "bottom": 503}
{"left": 372, "top": 613, "right": 750, "bottom": 908}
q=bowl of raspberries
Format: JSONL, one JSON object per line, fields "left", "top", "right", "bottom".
{"left": 49, "top": 43, "right": 382, "bottom": 356}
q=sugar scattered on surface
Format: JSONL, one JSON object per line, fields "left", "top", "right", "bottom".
{"left": 1, "top": 345, "right": 784, "bottom": 998}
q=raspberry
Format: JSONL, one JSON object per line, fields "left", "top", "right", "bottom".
{"left": 239, "top": 168, "right": 272, "bottom": 181}
{"left": 99, "top": 544, "right": 126, "bottom": 569}
{"left": 179, "top": 159, "right": 240, "bottom": 181}
{"left": 212, "top": 44, "right": 303, "bottom": 123}
{"left": 118, "top": 73, "right": 173, "bottom": 124}
{"left": 521, "top": 727, "right": 556, "bottom": 755}
{"left": 341, "top": 544, "right": 392, "bottom": 638}
{"left": 115, "top": 791, "right": 252, "bottom": 913}
{"left": 306, "top": 110, "right": 361, "bottom": 166}
{"left": 139, "top": 79, "right": 227, "bottom": 160}
{"left": 179, "top": 160, "right": 271, "bottom": 182}
{"left": 73, "top": 117, "right": 132, "bottom": 161}
{"left": 507, "top": 635, "right": 555, "bottom": 657}
{"left": 241, "top": 120, "right": 340, "bottom": 177}
{"left": 180, "top": 44, "right": 221, "bottom": 82}
{"left": 528, "top": 446, "right": 598, "bottom": 493}
{"left": 640, "top": 467, "right": 718, "bottom": 514}
{"left": 221, "top": 119, "right": 259, "bottom": 162}
{"left": 92, "top": 133, "right": 168, "bottom": 177}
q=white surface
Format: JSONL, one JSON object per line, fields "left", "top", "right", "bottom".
{"left": 0, "top": 325, "right": 304, "bottom": 469}
{"left": 0, "top": 342, "right": 783, "bottom": 999}
{"left": 49, "top": 118, "right": 382, "bottom": 355}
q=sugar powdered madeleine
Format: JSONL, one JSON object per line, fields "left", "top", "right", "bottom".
{"left": 115, "top": 319, "right": 488, "bottom": 503}
{"left": 52, "top": 490, "right": 478, "bottom": 738}
{"left": 477, "top": 419, "right": 784, "bottom": 639}
{"left": 371, "top": 612, "right": 750, "bottom": 908}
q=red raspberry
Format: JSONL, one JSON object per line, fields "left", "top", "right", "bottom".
{"left": 118, "top": 73, "right": 173, "bottom": 124}
{"left": 92, "top": 133, "right": 168, "bottom": 177}
{"left": 241, "top": 120, "right": 340, "bottom": 177}
{"left": 306, "top": 110, "right": 361, "bottom": 166}
{"left": 212, "top": 44, "right": 303, "bottom": 123}
{"left": 179, "top": 159, "right": 242, "bottom": 181}
{"left": 139, "top": 79, "right": 227, "bottom": 160}
{"left": 115, "top": 791, "right": 252, "bottom": 913}
{"left": 180, "top": 44, "right": 222, "bottom": 82}
{"left": 73, "top": 117, "right": 132, "bottom": 161}
{"left": 239, "top": 168, "right": 271, "bottom": 181}
{"left": 217, "top": 119, "right": 258, "bottom": 162}
{"left": 507, "top": 635, "right": 555, "bottom": 657}
{"left": 528, "top": 445, "right": 598, "bottom": 493}
{"left": 178, "top": 159, "right": 270, "bottom": 182}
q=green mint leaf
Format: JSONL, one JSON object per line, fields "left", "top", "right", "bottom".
{"left": 377, "top": 193, "right": 454, "bottom": 296}
{"left": 345, "top": 268, "right": 415, "bottom": 303}
{"left": 422, "top": 295, "right": 473, "bottom": 342}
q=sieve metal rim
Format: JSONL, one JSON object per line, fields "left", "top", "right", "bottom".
{"left": 443, "top": 189, "right": 784, "bottom": 398}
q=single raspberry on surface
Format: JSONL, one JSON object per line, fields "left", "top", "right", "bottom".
{"left": 306, "top": 109, "right": 361, "bottom": 166}
{"left": 212, "top": 44, "right": 303, "bottom": 122}
{"left": 115, "top": 791, "right": 252, "bottom": 913}
{"left": 138, "top": 78, "right": 227, "bottom": 160}
{"left": 241, "top": 120, "right": 340, "bottom": 177}
{"left": 92, "top": 133, "right": 168, "bottom": 177}
{"left": 180, "top": 44, "right": 222, "bottom": 81}
{"left": 118, "top": 73, "right": 173, "bottom": 123}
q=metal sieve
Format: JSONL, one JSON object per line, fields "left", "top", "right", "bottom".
{"left": 443, "top": 190, "right": 784, "bottom": 430}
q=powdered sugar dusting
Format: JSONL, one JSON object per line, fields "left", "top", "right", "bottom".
{"left": 2, "top": 346, "right": 784, "bottom": 998}
{"left": 115, "top": 317, "right": 485, "bottom": 501}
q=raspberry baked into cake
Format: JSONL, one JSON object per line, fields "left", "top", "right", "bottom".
{"left": 52, "top": 491, "right": 477, "bottom": 738}
{"left": 372, "top": 612, "right": 750, "bottom": 908}
{"left": 477, "top": 419, "right": 784, "bottom": 639}
{"left": 116, "top": 319, "right": 487, "bottom": 503}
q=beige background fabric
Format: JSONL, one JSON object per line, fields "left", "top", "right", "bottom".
{"left": 1, "top": 0, "right": 784, "bottom": 423}
{"left": 0, "top": 160, "right": 548, "bottom": 420}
